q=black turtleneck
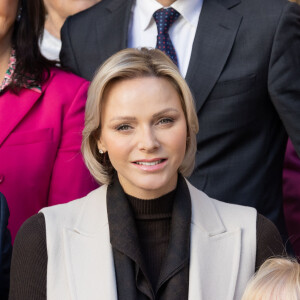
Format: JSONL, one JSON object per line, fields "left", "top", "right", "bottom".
{"left": 126, "top": 190, "right": 176, "bottom": 289}
{"left": 107, "top": 174, "right": 191, "bottom": 299}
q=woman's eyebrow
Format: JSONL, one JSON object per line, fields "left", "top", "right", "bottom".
{"left": 152, "top": 108, "right": 179, "bottom": 118}
{"left": 109, "top": 116, "right": 137, "bottom": 122}
{"left": 108, "top": 108, "right": 179, "bottom": 122}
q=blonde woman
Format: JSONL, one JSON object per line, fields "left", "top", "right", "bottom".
{"left": 10, "top": 48, "right": 284, "bottom": 300}
{"left": 242, "top": 257, "right": 300, "bottom": 300}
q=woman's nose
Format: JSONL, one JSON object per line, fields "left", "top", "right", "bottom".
{"left": 137, "top": 127, "right": 160, "bottom": 152}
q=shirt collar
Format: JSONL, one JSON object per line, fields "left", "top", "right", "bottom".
{"left": 172, "top": 0, "right": 203, "bottom": 28}
{"left": 135, "top": 0, "right": 202, "bottom": 31}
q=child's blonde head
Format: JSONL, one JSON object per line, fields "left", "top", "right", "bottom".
{"left": 242, "top": 258, "right": 300, "bottom": 300}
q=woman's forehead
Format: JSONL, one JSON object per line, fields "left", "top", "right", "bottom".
{"left": 101, "top": 77, "right": 183, "bottom": 119}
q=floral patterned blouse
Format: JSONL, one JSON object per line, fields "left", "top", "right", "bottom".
{"left": 0, "top": 49, "right": 41, "bottom": 93}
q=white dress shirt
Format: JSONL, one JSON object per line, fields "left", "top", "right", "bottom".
{"left": 40, "top": 29, "right": 62, "bottom": 61}
{"left": 128, "top": 0, "right": 203, "bottom": 77}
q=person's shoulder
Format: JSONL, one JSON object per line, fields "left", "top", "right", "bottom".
{"left": 256, "top": 214, "right": 285, "bottom": 268}
{"left": 210, "top": 194, "right": 257, "bottom": 224}
{"left": 41, "top": 67, "right": 89, "bottom": 99}
{"left": 253, "top": 0, "right": 290, "bottom": 10}
{"left": 48, "top": 67, "right": 88, "bottom": 85}
{"left": 257, "top": 214, "right": 282, "bottom": 243}
{"left": 14, "top": 213, "right": 46, "bottom": 249}
{"left": 40, "top": 185, "right": 107, "bottom": 221}
{"left": 186, "top": 179, "right": 257, "bottom": 226}
{"left": 40, "top": 185, "right": 108, "bottom": 234}
{"left": 187, "top": 179, "right": 255, "bottom": 212}
{"left": 66, "top": 0, "right": 124, "bottom": 25}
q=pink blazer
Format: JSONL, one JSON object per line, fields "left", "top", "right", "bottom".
{"left": 283, "top": 139, "right": 300, "bottom": 258}
{"left": 0, "top": 68, "right": 98, "bottom": 241}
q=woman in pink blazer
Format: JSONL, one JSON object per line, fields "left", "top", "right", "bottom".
{"left": 0, "top": 0, "right": 97, "bottom": 242}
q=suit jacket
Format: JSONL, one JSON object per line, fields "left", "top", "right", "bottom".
{"left": 0, "top": 193, "right": 12, "bottom": 300}
{"left": 41, "top": 181, "right": 257, "bottom": 300}
{"left": 0, "top": 69, "right": 98, "bottom": 242}
{"left": 60, "top": 0, "right": 300, "bottom": 236}
{"left": 283, "top": 139, "right": 300, "bottom": 258}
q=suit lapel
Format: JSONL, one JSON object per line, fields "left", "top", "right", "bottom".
{"left": 186, "top": 181, "right": 241, "bottom": 300}
{"left": 62, "top": 186, "right": 118, "bottom": 300}
{"left": 95, "top": 0, "right": 133, "bottom": 64}
{"left": 0, "top": 88, "right": 42, "bottom": 147}
{"left": 185, "top": 0, "right": 242, "bottom": 111}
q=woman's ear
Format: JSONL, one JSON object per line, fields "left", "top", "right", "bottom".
{"left": 97, "top": 139, "right": 107, "bottom": 153}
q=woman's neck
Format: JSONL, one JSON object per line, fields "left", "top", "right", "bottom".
{"left": 0, "top": 35, "right": 12, "bottom": 84}
{"left": 45, "top": 14, "right": 63, "bottom": 40}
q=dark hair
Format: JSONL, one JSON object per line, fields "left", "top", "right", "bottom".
{"left": 10, "top": 0, "right": 56, "bottom": 91}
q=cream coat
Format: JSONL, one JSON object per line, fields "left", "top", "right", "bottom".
{"left": 41, "top": 180, "right": 257, "bottom": 300}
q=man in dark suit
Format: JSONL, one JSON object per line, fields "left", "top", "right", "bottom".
{"left": 0, "top": 193, "right": 12, "bottom": 300}
{"left": 60, "top": 0, "right": 300, "bottom": 238}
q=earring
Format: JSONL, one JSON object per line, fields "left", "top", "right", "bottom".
{"left": 16, "top": 6, "right": 22, "bottom": 22}
{"left": 99, "top": 149, "right": 104, "bottom": 154}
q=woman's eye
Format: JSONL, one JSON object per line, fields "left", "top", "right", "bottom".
{"left": 116, "top": 124, "right": 132, "bottom": 131}
{"left": 158, "top": 118, "right": 174, "bottom": 125}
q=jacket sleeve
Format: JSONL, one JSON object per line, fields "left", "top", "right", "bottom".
{"left": 47, "top": 80, "right": 98, "bottom": 206}
{"left": 255, "top": 214, "right": 285, "bottom": 271}
{"left": 268, "top": 1, "right": 300, "bottom": 155}
{"left": 9, "top": 214, "right": 47, "bottom": 300}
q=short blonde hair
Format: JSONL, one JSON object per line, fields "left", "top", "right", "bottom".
{"left": 242, "top": 257, "right": 300, "bottom": 300}
{"left": 82, "top": 48, "right": 199, "bottom": 185}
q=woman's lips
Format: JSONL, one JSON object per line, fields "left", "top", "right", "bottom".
{"left": 132, "top": 158, "right": 167, "bottom": 171}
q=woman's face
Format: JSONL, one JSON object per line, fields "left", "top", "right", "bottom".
{"left": 0, "top": 0, "right": 18, "bottom": 44}
{"left": 98, "top": 76, "right": 187, "bottom": 199}
{"left": 44, "top": 0, "right": 101, "bottom": 19}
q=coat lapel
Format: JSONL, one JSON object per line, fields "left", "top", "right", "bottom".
{"left": 95, "top": 0, "right": 133, "bottom": 64}
{"left": 0, "top": 88, "right": 42, "bottom": 147}
{"left": 63, "top": 186, "right": 118, "bottom": 300}
{"left": 186, "top": 181, "right": 241, "bottom": 300}
{"left": 185, "top": 0, "right": 242, "bottom": 111}
{"left": 62, "top": 181, "right": 242, "bottom": 300}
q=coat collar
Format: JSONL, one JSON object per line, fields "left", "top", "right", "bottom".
{"left": 63, "top": 179, "right": 242, "bottom": 300}
{"left": 71, "top": 184, "right": 109, "bottom": 234}
{"left": 106, "top": 174, "right": 191, "bottom": 296}
{"left": 187, "top": 180, "right": 226, "bottom": 235}
{"left": 71, "top": 177, "right": 226, "bottom": 237}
